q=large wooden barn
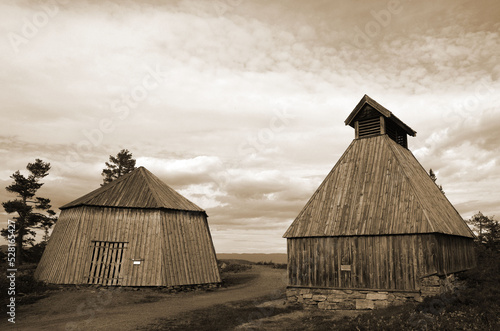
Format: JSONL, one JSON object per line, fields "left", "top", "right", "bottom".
{"left": 284, "top": 95, "right": 476, "bottom": 309}
{"left": 35, "top": 166, "right": 221, "bottom": 287}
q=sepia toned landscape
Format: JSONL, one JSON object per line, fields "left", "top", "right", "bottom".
{"left": 1, "top": 0, "right": 500, "bottom": 330}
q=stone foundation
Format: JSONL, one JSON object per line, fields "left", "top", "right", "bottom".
{"left": 286, "top": 274, "right": 461, "bottom": 310}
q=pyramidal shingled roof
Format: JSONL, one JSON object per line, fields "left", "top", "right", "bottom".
{"left": 283, "top": 135, "right": 474, "bottom": 238}
{"left": 60, "top": 166, "right": 204, "bottom": 212}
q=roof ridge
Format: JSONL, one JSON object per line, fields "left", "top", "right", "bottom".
{"left": 143, "top": 167, "right": 204, "bottom": 212}
{"left": 383, "top": 135, "right": 436, "bottom": 233}
{"left": 59, "top": 168, "right": 138, "bottom": 209}
{"left": 139, "top": 167, "right": 163, "bottom": 208}
{"left": 60, "top": 166, "right": 204, "bottom": 212}
{"left": 386, "top": 138, "right": 475, "bottom": 238}
{"left": 283, "top": 140, "right": 357, "bottom": 238}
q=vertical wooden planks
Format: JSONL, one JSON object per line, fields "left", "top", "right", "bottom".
{"left": 380, "top": 116, "right": 386, "bottom": 135}
{"left": 159, "top": 210, "right": 220, "bottom": 286}
{"left": 161, "top": 210, "right": 175, "bottom": 285}
{"left": 288, "top": 235, "right": 449, "bottom": 291}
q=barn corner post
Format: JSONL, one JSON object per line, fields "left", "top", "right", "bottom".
{"left": 283, "top": 95, "right": 476, "bottom": 310}
{"left": 35, "top": 166, "right": 221, "bottom": 289}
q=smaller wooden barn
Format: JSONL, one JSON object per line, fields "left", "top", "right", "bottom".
{"left": 284, "top": 95, "right": 476, "bottom": 309}
{"left": 35, "top": 166, "right": 221, "bottom": 287}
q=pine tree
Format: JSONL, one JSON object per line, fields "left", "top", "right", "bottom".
{"left": 1, "top": 159, "right": 57, "bottom": 265}
{"left": 429, "top": 168, "right": 445, "bottom": 195}
{"left": 101, "top": 149, "right": 137, "bottom": 185}
{"left": 468, "top": 212, "right": 500, "bottom": 249}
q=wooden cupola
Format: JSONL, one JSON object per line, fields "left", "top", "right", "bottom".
{"left": 345, "top": 94, "right": 416, "bottom": 148}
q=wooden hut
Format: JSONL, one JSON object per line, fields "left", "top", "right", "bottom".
{"left": 284, "top": 95, "right": 475, "bottom": 309}
{"left": 35, "top": 166, "right": 221, "bottom": 287}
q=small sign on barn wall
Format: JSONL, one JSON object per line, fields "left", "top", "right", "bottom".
{"left": 132, "top": 259, "right": 143, "bottom": 265}
{"left": 341, "top": 265, "right": 351, "bottom": 271}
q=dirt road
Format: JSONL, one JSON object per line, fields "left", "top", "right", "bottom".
{"left": 8, "top": 266, "right": 287, "bottom": 331}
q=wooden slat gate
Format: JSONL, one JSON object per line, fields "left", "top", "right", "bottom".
{"left": 87, "top": 241, "right": 127, "bottom": 285}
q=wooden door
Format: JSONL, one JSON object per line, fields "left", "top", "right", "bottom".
{"left": 87, "top": 241, "right": 127, "bottom": 285}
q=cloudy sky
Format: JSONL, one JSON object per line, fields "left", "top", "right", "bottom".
{"left": 1, "top": 0, "right": 499, "bottom": 253}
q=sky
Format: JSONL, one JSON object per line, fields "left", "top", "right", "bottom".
{"left": 0, "top": 0, "right": 499, "bottom": 253}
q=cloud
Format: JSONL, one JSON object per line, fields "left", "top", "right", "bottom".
{"left": 137, "top": 155, "right": 223, "bottom": 186}
{"left": 1, "top": 0, "right": 499, "bottom": 251}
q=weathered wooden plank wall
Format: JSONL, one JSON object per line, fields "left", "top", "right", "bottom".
{"left": 35, "top": 206, "right": 220, "bottom": 286}
{"left": 287, "top": 234, "right": 475, "bottom": 290}
{"left": 434, "top": 234, "right": 476, "bottom": 275}
{"left": 161, "top": 210, "right": 221, "bottom": 286}
{"left": 35, "top": 207, "right": 83, "bottom": 283}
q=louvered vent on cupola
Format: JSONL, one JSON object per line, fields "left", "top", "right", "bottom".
{"left": 345, "top": 95, "right": 416, "bottom": 148}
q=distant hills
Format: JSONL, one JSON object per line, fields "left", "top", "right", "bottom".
{"left": 0, "top": 245, "right": 287, "bottom": 264}
{"left": 217, "top": 253, "right": 287, "bottom": 264}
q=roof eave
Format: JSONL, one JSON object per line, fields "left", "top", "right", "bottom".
{"left": 284, "top": 232, "right": 475, "bottom": 239}
{"left": 388, "top": 113, "right": 417, "bottom": 137}
{"left": 60, "top": 203, "right": 206, "bottom": 214}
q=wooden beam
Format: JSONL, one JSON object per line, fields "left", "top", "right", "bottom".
{"left": 380, "top": 116, "right": 386, "bottom": 135}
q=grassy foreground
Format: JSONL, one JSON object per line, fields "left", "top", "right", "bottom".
{"left": 1, "top": 263, "right": 58, "bottom": 314}
{"left": 328, "top": 247, "right": 500, "bottom": 331}
{"left": 147, "top": 248, "right": 500, "bottom": 330}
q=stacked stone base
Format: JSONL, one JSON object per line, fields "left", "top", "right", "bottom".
{"left": 286, "top": 288, "right": 421, "bottom": 310}
{"left": 287, "top": 274, "right": 460, "bottom": 310}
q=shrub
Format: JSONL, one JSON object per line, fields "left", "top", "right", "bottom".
{"left": 272, "top": 263, "right": 287, "bottom": 269}
{"left": 218, "top": 260, "right": 252, "bottom": 273}
{"left": 256, "top": 261, "right": 287, "bottom": 269}
{"left": 23, "top": 241, "right": 47, "bottom": 264}
{"left": 0, "top": 263, "right": 58, "bottom": 313}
